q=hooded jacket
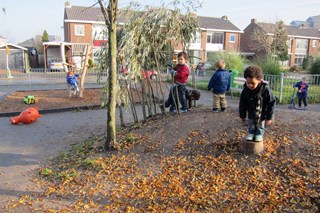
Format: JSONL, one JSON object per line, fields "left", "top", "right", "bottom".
{"left": 239, "top": 82, "right": 276, "bottom": 121}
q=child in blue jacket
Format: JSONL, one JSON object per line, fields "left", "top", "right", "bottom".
{"left": 66, "top": 71, "right": 80, "bottom": 94}
{"left": 207, "top": 60, "right": 231, "bottom": 112}
{"left": 293, "top": 77, "right": 309, "bottom": 109}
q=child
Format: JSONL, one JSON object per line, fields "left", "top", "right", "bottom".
{"left": 239, "top": 65, "right": 276, "bottom": 142}
{"left": 293, "top": 77, "right": 309, "bottom": 109}
{"left": 164, "top": 52, "right": 190, "bottom": 113}
{"left": 207, "top": 60, "right": 231, "bottom": 112}
{"left": 66, "top": 71, "right": 80, "bottom": 95}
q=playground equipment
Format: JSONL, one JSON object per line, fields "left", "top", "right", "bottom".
{"left": 24, "top": 95, "right": 38, "bottom": 105}
{"left": 43, "top": 42, "right": 91, "bottom": 98}
{"left": 60, "top": 43, "right": 91, "bottom": 98}
{"left": 10, "top": 107, "right": 41, "bottom": 125}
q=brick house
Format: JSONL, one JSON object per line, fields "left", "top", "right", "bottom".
{"left": 63, "top": 2, "right": 242, "bottom": 65}
{"left": 186, "top": 15, "right": 242, "bottom": 64}
{"left": 241, "top": 19, "right": 320, "bottom": 67}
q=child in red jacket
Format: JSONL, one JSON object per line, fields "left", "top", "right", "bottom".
{"left": 164, "top": 52, "right": 190, "bottom": 113}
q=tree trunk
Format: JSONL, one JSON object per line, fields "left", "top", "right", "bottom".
{"left": 79, "top": 45, "right": 91, "bottom": 98}
{"left": 98, "top": 0, "right": 118, "bottom": 150}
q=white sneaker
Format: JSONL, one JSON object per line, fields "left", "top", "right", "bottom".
{"left": 246, "top": 134, "right": 254, "bottom": 141}
{"left": 255, "top": 135, "right": 263, "bottom": 142}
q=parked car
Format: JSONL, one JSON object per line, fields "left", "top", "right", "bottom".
{"left": 195, "top": 62, "right": 215, "bottom": 76}
{"left": 48, "top": 59, "right": 64, "bottom": 72}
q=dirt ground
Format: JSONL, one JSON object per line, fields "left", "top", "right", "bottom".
{"left": 0, "top": 88, "right": 104, "bottom": 114}
{"left": 1, "top": 88, "right": 320, "bottom": 211}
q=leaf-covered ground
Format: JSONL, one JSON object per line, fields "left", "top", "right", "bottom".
{"left": 4, "top": 107, "right": 320, "bottom": 212}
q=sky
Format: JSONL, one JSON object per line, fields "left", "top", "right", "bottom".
{"left": 0, "top": 0, "right": 319, "bottom": 44}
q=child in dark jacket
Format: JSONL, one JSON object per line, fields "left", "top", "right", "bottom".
{"left": 164, "top": 52, "right": 190, "bottom": 113}
{"left": 207, "top": 60, "right": 231, "bottom": 112}
{"left": 239, "top": 65, "right": 276, "bottom": 142}
{"left": 293, "top": 77, "right": 309, "bottom": 109}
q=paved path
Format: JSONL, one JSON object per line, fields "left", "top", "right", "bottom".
{"left": 0, "top": 83, "right": 319, "bottom": 208}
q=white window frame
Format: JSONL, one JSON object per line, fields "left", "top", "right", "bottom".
{"left": 75, "top": 25, "right": 85, "bottom": 36}
{"left": 312, "top": 40, "right": 317, "bottom": 48}
{"left": 229, "top": 34, "right": 236, "bottom": 43}
{"left": 211, "top": 32, "right": 224, "bottom": 44}
{"left": 195, "top": 31, "right": 202, "bottom": 43}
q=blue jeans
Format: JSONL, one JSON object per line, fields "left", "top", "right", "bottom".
{"left": 248, "top": 119, "right": 265, "bottom": 137}
{"left": 165, "top": 85, "right": 187, "bottom": 111}
{"left": 298, "top": 96, "right": 307, "bottom": 107}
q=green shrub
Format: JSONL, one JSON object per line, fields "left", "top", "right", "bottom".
{"left": 207, "top": 51, "right": 246, "bottom": 74}
{"left": 302, "top": 56, "right": 314, "bottom": 70}
{"left": 309, "top": 57, "right": 320, "bottom": 74}
{"left": 289, "top": 64, "right": 303, "bottom": 72}
{"left": 254, "top": 55, "right": 283, "bottom": 75}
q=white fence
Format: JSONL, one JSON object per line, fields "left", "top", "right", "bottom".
{"left": 0, "top": 68, "right": 108, "bottom": 85}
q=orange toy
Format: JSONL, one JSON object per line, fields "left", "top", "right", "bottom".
{"left": 10, "top": 107, "right": 41, "bottom": 125}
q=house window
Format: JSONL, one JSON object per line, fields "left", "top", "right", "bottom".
{"left": 295, "top": 39, "right": 308, "bottom": 54}
{"left": 294, "top": 54, "right": 306, "bottom": 67}
{"left": 286, "top": 39, "right": 292, "bottom": 51}
{"left": 229, "top": 34, "right": 235, "bottom": 43}
{"left": 312, "top": 40, "right": 318, "bottom": 48}
{"left": 207, "top": 35, "right": 211, "bottom": 43}
{"left": 195, "top": 32, "right": 202, "bottom": 43}
{"left": 211, "top": 32, "right": 224, "bottom": 44}
{"left": 191, "top": 31, "right": 202, "bottom": 43}
{"left": 75, "top": 25, "right": 85, "bottom": 36}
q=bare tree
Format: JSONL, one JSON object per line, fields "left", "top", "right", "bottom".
{"left": 97, "top": 0, "right": 118, "bottom": 150}
{"left": 249, "top": 27, "right": 272, "bottom": 56}
{"left": 271, "top": 21, "right": 288, "bottom": 62}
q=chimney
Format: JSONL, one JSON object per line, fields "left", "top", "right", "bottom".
{"left": 251, "top": 18, "right": 257, "bottom": 24}
{"left": 65, "top": 1, "right": 71, "bottom": 8}
{"left": 222, "top": 15, "right": 228, "bottom": 21}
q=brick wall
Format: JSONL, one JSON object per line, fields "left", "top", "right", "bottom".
{"left": 308, "top": 39, "right": 320, "bottom": 56}
{"left": 290, "top": 39, "right": 297, "bottom": 66}
{"left": 224, "top": 32, "right": 240, "bottom": 51}
{"left": 67, "top": 23, "right": 93, "bottom": 44}
{"left": 201, "top": 31, "right": 207, "bottom": 61}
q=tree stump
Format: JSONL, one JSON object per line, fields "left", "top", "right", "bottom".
{"left": 240, "top": 137, "right": 264, "bottom": 155}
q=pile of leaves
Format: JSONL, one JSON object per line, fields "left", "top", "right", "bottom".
{"left": 4, "top": 109, "right": 320, "bottom": 212}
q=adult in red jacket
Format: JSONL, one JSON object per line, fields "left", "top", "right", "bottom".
{"left": 165, "top": 52, "right": 190, "bottom": 113}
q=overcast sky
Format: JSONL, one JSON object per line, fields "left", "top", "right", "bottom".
{"left": 0, "top": 0, "right": 319, "bottom": 44}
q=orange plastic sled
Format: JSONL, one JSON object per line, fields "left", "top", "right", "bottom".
{"left": 10, "top": 107, "right": 41, "bottom": 125}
